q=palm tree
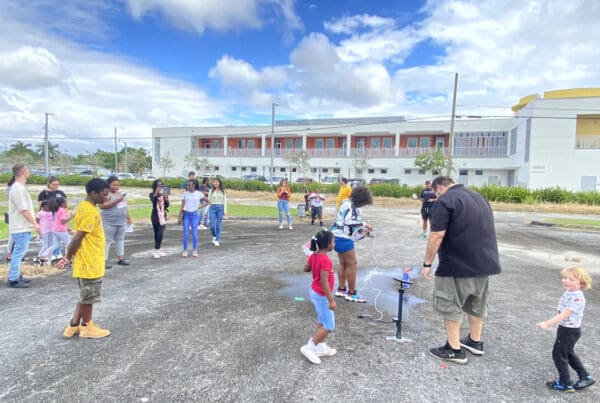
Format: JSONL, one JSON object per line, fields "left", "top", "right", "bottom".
{"left": 8, "top": 141, "right": 33, "bottom": 155}
{"left": 35, "top": 142, "right": 60, "bottom": 160}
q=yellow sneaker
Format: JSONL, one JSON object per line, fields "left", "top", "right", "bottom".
{"left": 63, "top": 323, "right": 80, "bottom": 338}
{"left": 79, "top": 320, "right": 111, "bottom": 339}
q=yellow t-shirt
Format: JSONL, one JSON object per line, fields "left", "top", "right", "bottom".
{"left": 72, "top": 200, "right": 105, "bottom": 279}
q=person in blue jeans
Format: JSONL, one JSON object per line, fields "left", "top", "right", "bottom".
{"left": 177, "top": 179, "right": 210, "bottom": 258}
{"left": 208, "top": 177, "right": 228, "bottom": 247}
{"left": 7, "top": 164, "right": 41, "bottom": 288}
{"left": 276, "top": 178, "right": 292, "bottom": 230}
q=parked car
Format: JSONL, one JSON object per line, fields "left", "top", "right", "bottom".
{"left": 242, "top": 175, "right": 268, "bottom": 182}
{"left": 320, "top": 176, "right": 339, "bottom": 184}
{"left": 142, "top": 175, "right": 157, "bottom": 181}
{"left": 295, "top": 177, "right": 313, "bottom": 184}
{"left": 113, "top": 172, "right": 135, "bottom": 180}
{"left": 348, "top": 178, "right": 365, "bottom": 188}
{"left": 267, "top": 176, "right": 285, "bottom": 185}
{"left": 368, "top": 178, "right": 400, "bottom": 185}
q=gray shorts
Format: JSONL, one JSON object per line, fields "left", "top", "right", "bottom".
{"left": 433, "top": 276, "right": 490, "bottom": 322}
{"left": 77, "top": 277, "right": 103, "bottom": 304}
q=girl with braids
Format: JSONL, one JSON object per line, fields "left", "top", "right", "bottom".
{"left": 301, "top": 229, "right": 337, "bottom": 365}
{"left": 331, "top": 185, "right": 374, "bottom": 303}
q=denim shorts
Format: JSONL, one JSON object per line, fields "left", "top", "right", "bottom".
{"left": 333, "top": 236, "right": 354, "bottom": 254}
{"left": 78, "top": 277, "right": 103, "bottom": 304}
{"left": 433, "top": 276, "right": 490, "bottom": 321}
{"left": 309, "top": 288, "right": 335, "bottom": 331}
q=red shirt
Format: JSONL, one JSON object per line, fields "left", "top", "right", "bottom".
{"left": 309, "top": 253, "right": 334, "bottom": 296}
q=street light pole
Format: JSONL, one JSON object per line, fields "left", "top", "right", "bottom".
{"left": 44, "top": 112, "right": 53, "bottom": 176}
{"left": 270, "top": 102, "right": 277, "bottom": 185}
{"left": 119, "top": 139, "right": 128, "bottom": 172}
{"left": 114, "top": 126, "right": 118, "bottom": 172}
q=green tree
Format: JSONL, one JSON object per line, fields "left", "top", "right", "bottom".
{"left": 158, "top": 151, "right": 175, "bottom": 177}
{"left": 284, "top": 150, "right": 310, "bottom": 181}
{"left": 35, "top": 142, "right": 61, "bottom": 160}
{"left": 350, "top": 151, "right": 370, "bottom": 178}
{"left": 6, "top": 141, "right": 38, "bottom": 159}
{"left": 414, "top": 150, "right": 449, "bottom": 175}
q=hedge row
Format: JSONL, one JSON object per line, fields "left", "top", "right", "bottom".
{"left": 2, "top": 173, "right": 599, "bottom": 206}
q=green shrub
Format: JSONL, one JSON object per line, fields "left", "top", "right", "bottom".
{"left": 532, "top": 187, "right": 575, "bottom": 204}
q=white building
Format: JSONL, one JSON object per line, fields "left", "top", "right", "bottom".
{"left": 152, "top": 88, "right": 600, "bottom": 191}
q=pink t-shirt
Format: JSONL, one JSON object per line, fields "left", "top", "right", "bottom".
{"left": 37, "top": 211, "right": 53, "bottom": 234}
{"left": 309, "top": 253, "right": 334, "bottom": 296}
{"left": 53, "top": 207, "right": 69, "bottom": 232}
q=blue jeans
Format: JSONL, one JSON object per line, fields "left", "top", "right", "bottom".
{"left": 209, "top": 204, "right": 224, "bottom": 241}
{"left": 278, "top": 200, "right": 291, "bottom": 224}
{"left": 8, "top": 232, "right": 31, "bottom": 282}
{"left": 309, "top": 288, "right": 336, "bottom": 331}
{"left": 182, "top": 211, "right": 199, "bottom": 250}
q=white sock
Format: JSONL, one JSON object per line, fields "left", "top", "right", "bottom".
{"left": 307, "top": 338, "right": 315, "bottom": 347}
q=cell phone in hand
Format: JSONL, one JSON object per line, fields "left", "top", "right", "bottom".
{"left": 162, "top": 185, "right": 171, "bottom": 196}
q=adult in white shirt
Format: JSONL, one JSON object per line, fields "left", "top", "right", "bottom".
{"left": 177, "top": 179, "right": 210, "bottom": 258}
{"left": 7, "top": 164, "right": 41, "bottom": 288}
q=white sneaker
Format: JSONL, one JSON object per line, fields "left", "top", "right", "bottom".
{"left": 279, "top": 223, "right": 283, "bottom": 229}
{"left": 212, "top": 236, "right": 216, "bottom": 244}
{"left": 158, "top": 249, "right": 166, "bottom": 257}
{"left": 315, "top": 343, "right": 337, "bottom": 357}
{"left": 289, "top": 224, "right": 293, "bottom": 230}
{"left": 214, "top": 241, "right": 220, "bottom": 247}
{"left": 191, "top": 250, "right": 198, "bottom": 258}
{"left": 152, "top": 250, "right": 161, "bottom": 259}
{"left": 199, "top": 224, "right": 208, "bottom": 230}
{"left": 181, "top": 251, "right": 188, "bottom": 258}
{"left": 300, "top": 344, "right": 321, "bottom": 364}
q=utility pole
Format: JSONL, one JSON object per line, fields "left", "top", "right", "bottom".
{"left": 120, "top": 139, "right": 128, "bottom": 172}
{"left": 114, "top": 126, "right": 118, "bottom": 172}
{"left": 44, "top": 113, "right": 53, "bottom": 176}
{"left": 270, "top": 102, "right": 277, "bottom": 185}
{"left": 447, "top": 73, "right": 458, "bottom": 175}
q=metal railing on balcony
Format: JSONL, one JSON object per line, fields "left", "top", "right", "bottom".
{"left": 191, "top": 148, "right": 226, "bottom": 157}
{"left": 576, "top": 135, "right": 600, "bottom": 149}
{"left": 397, "top": 147, "right": 448, "bottom": 157}
{"left": 227, "top": 148, "right": 263, "bottom": 157}
{"left": 306, "top": 148, "right": 346, "bottom": 157}
{"left": 453, "top": 146, "right": 507, "bottom": 157}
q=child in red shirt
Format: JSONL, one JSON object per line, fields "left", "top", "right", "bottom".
{"left": 301, "top": 229, "right": 336, "bottom": 364}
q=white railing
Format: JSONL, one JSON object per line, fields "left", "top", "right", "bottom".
{"left": 397, "top": 147, "right": 448, "bottom": 157}
{"left": 191, "top": 148, "right": 225, "bottom": 157}
{"left": 453, "top": 147, "right": 507, "bottom": 157}
{"left": 307, "top": 148, "right": 346, "bottom": 157}
{"left": 227, "top": 148, "right": 262, "bottom": 157}
{"left": 576, "top": 135, "right": 600, "bottom": 149}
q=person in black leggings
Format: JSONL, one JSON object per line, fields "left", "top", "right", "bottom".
{"left": 150, "top": 179, "right": 170, "bottom": 258}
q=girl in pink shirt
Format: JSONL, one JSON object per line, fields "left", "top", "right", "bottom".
{"left": 51, "top": 197, "right": 72, "bottom": 258}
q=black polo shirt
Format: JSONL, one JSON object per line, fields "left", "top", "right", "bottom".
{"left": 37, "top": 189, "right": 67, "bottom": 203}
{"left": 430, "top": 184, "right": 501, "bottom": 277}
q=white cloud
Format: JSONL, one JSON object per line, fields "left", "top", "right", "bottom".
{"left": 0, "top": 47, "right": 66, "bottom": 90}
{"left": 324, "top": 14, "right": 395, "bottom": 35}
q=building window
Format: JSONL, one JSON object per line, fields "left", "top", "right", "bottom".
{"left": 404, "top": 169, "right": 412, "bottom": 175}
{"left": 280, "top": 168, "right": 286, "bottom": 173}
{"left": 326, "top": 139, "right": 334, "bottom": 148}
{"left": 381, "top": 169, "right": 387, "bottom": 174}
{"left": 212, "top": 140, "right": 219, "bottom": 148}
{"left": 371, "top": 138, "right": 380, "bottom": 148}
{"left": 154, "top": 137, "right": 160, "bottom": 162}
{"left": 383, "top": 138, "right": 392, "bottom": 148}
{"left": 247, "top": 140, "right": 255, "bottom": 148}
{"left": 285, "top": 139, "right": 293, "bottom": 148}
{"left": 408, "top": 137, "right": 417, "bottom": 148}
{"left": 250, "top": 167, "right": 256, "bottom": 172}
{"left": 316, "top": 139, "right": 324, "bottom": 149}
{"left": 232, "top": 166, "right": 237, "bottom": 172}
{"left": 418, "top": 169, "right": 425, "bottom": 175}
{"left": 295, "top": 139, "right": 302, "bottom": 149}
{"left": 238, "top": 140, "right": 245, "bottom": 148}
{"left": 322, "top": 168, "right": 329, "bottom": 173}
{"left": 510, "top": 128, "right": 517, "bottom": 155}
{"left": 475, "top": 170, "right": 483, "bottom": 175}
{"left": 311, "top": 168, "right": 317, "bottom": 173}
{"left": 213, "top": 166, "right": 219, "bottom": 171}
{"left": 525, "top": 119, "right": 531, "bottom": 163}
{"left": 459, "top": 169, "right": 468, "bottom": 175}
{"left": 368, "top": 168, "right": 375, "bottom": 174}
{"left": 333, "top": 168, "right": 340, "bottom": 173}
{"left": 241, "top": 167, "right": 247, "bottom": 172}
{"left": 432, "top": 170, "right": 439, "bottom": 175}
{"left": 420, "top": 137, "right": 430, "bottom": 148}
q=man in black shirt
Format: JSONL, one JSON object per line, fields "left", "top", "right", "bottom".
{"left": 419, "top": 180, "right": 436, "bottom": 238}
{"left": 422, "top": 176, "right": 501, "bottom": 364}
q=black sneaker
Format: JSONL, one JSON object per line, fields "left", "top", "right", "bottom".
{"left": 574, "top": 376, "right": 596, "bottom": 390}
{"left": 117, "top": 259, "right": 130, "bottom": 266}
{"left": 105, "top": 263, "right": 113, "bottom": 269}
{"left": 460, "top": 334, "right": 484, "bottom": 355}
{"left": 7, "top": 280, "right": 30, "bottom": 288}
{"left": 429, "top": 343, "right": 467, "bottom": 364}
{"left": 546, "top": 380, "right": 575, "bottom": 392}
{"left": 19, "top": 275, "right": 32, "bottom": 283}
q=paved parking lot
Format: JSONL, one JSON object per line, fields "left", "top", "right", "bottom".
{"left": 1, "top": 205, "right": 599, "bottom": 402}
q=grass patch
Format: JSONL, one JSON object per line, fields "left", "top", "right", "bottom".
{"left": 541, "top": 218, "right": 600, "bottom": 228}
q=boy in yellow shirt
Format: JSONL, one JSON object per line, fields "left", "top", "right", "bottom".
{"left": 58, "top": 178, "right": 111, "bottom": 339}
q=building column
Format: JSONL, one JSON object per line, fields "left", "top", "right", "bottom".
{"left": 346, "top": 133, "right": 352, "bottom": 157}
{"left": 395, "top": 132, "right": 400, "bottom": 157}
{"left": 302, "top": 134, "right": 307, "bottom": 150}
{"left": 261, "top": 135, "right": 266, "bottom": 156}
{"left": 223, "top": 135, "right": 228, "bottom": 156}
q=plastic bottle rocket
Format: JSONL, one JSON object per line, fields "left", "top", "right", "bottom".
{"left": 402, "top": 267, "right": 411, "bottom": 289}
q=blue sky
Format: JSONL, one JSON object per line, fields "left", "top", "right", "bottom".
{"left": 0, "top": 0, "right": 599, "bottom": 154}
